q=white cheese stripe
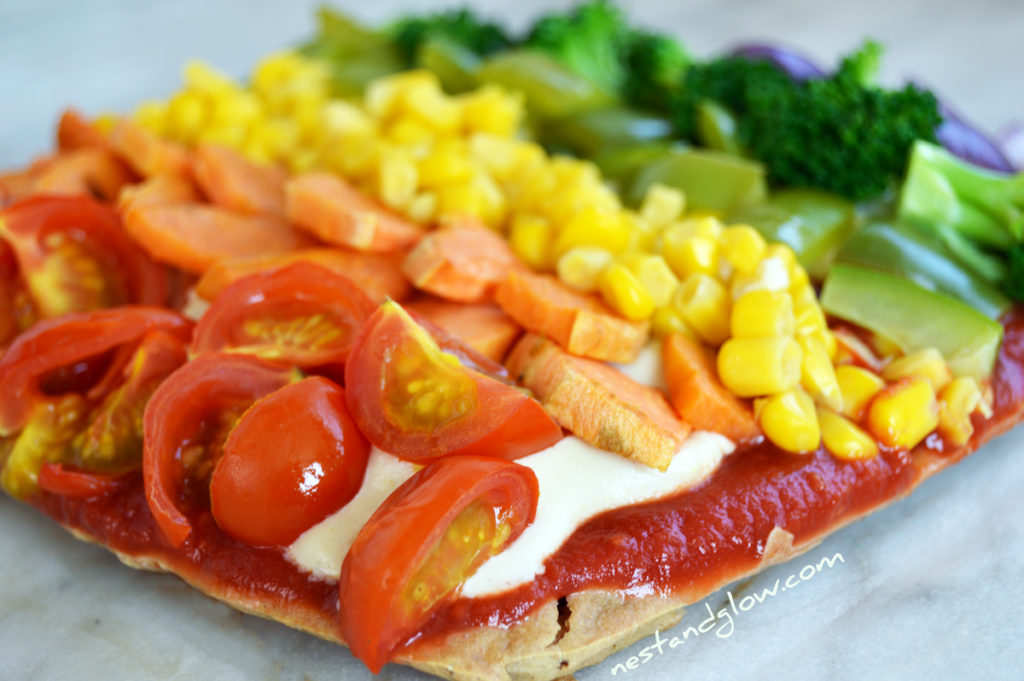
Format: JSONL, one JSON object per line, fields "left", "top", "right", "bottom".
{"left": 610, "top": 340, "right": 667, "bottom": 391}
{"left": 286, "top": 432, "right": 733, "bottom": 596}
{"left": 461, "top": 431, "right": 733, "bottom": 597}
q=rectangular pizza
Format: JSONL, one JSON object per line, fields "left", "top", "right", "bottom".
{"left": 1, "top": 2, "right": 1023, "bottom": 680}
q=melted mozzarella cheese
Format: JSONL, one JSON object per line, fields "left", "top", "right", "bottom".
{"left": 611, "top": 340, "right": 667, "bottom": 391}
{"left": 461, "top": 431, "right": 733, "bottom": 597}
{"left": 286, "top": 447, "right": 418, "bottom": 579}
{"left": 288, "top": 433, "right": 733, "bottom": 595}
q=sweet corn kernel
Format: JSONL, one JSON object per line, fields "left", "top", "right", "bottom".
{"left": 436, "top": 182, "right": 487, "bottom": 221}
{"left": 881, "top": 348, "right": 952, "bottom": 392}
{"left": 557, "top": 247, "right": 614, "bottom": 292}
{"left": 617, "top": 253, "right": 678, "bottom": 308}
{"left": 793, "top": 299, "right": 828, "bottom": 336}
{"left": 871, "top": 333, "right": 903, "bottom": 360}
{"left": 937, "top": 376, "right": 983, "bottom": 446}
{"left": 417, "top": 151, "right": 475, "bottom": 188}
{"left": 662, "top": 231, "right": 720, "bottom": 280}
{"left": 134, "top": 100, "right": 169, "bottom": 135}
{"left": 460, "top": 84, "right": 523, "bottom": 137}
{"left": 730, "top": 255, "right": 791, "bottom": 299}
{"left": 508, "top": 214, "right": 552, "bottom": 270}
{"left": 674, "top": 274, "right": 731, "bottom": 346}
{"left": 640, "top": 183, "right": 685, "bottom": 227}
{"left": 789, "top": 263, "right": 810, "bottom": 291}
{"left": 720, "top": 224, "right": 767, "bottom": 275}
{"left": 763, "top": 243, "right": 797, "bottom": 270}
{"left": 791, "top": 283, "right": 818, "bottom": 308}
{"left": 817, "top": 408, "right": 878, "bottom": 460}
{"left": 553, "top": 207, "right": 632, "bottom": 258}
{"left": 598, "top": 263, "right": 656, "bottom": 321}
{"left": 671, "top": 215, "right": 724, "bottom": 240}
{"left": 756, "top": 389, "right": 821, "bottom": 454}
{"left": 406, "top": 192, "right": 438, "bottom": 224}
{"left": 651, "top": 305, "right": 694, "bottom": 339}
{"left": 835, "top": 365, "right": 886, "bottom": 420}
{"left": 867, "top": 378, "right": 939, "bottom": 450}
{"left": 165, "top": 91, "right": 208, "bottom": 144}
{"left": 717, "top": 336, "right": 802, "bottom": 397}
{"left": 798, "top": 334, "right": 842, "bottom": 411}
{"left": 379, "top": 153, "right": 419, "bottom": 210}
{"left": 730, "top": 290, "right": 795, "bottom": 338}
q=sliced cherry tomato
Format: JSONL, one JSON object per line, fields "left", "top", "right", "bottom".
{"left": 0, "top": 306, "right": 192, "bottom": 435}
{"left": 338, "top": 455, "right": 539, "bottom": 673}
{"left": 0, "top": 195, "right": 168, "bottom": 318}
{"left": 210, "top": 376, "right": 369, "bottom": 546}
{"left": 191, "top": 262, "right": 375, "bottom": 379}
{"left": 37, "top": 462, "right": 129, "bottom": 498}
{"left": 345, "top": 301, "right": 562, "bottom": 463}
{"left": 0, "top": 239, "right": 36, "bottom": 347}
{"left": 142, "top": 353, "right": 296, "bottom": 547}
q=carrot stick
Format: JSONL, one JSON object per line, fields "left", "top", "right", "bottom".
{"left": 32, "top": 148, "right": 135, "bottom": 201}
{"left": 506, "top": 333, "right": 691, "bottom": 471}
{"left": 494, "top": 270, "right": 649, "bottom": 363}
{"left": 109, "top": 118, "right": 191, "bottom": 179}
{"left": 56, "top": 109, "right": 108, "bottom": 152}
{"left": 406, "top": 297, "right": 522, "bottom": 362}
{"left": 285, "top": 173, "right": 423, "bottom": 253}
{"left": 122, "top": 202, "right": 314, "bottom": 274}
{"left": 192, "top": 144, "right": 287, "bottom": 217}
{"left": 662, "top": 332, "right": 760, "bottom": 443}
{"left": 195, "top": 248, "right": 412, "bottom": 304}
{"left": 401, "top": 220, "right": 522, "bottom": 302}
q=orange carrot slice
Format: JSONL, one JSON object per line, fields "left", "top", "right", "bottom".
{"left": 401, "top": 220, "right": 522, "bottom": 302}
{"left": 56, "top": 109, "right": 108, "bottom": 152}
{"left": 192, "top": 144, "right": 287, "bottom": 217}
{"left": 406, "top": 297, "right": 522, "bottom": 363}
{"left": 122, "top": 202, "right": 314, "bottom": 274}
{"left": 507, "top": 333, "right": 691, "bottom": 470}
{"left": 32, "top": 148, "right": 135, "bottom": 201}
{"left": 662, "top": 333, "right": 760, "bottom": 443}
{"left": 109, "top": 118, "right": 191, "bottom": 179}
{"left": 118, "top": 174, "right": 201, "bottom": 215}
{"left": 495, "top": 270, "right": 649, "bottom": 363}
{"left": 285, "top": 173, "right": 423, "bottom": 253}
{"left": 195, "top": 248, "right": 412, "bottom": 304}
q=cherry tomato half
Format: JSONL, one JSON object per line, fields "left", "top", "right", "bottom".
{"left": 345, "top": 301, "right": 562, "bottom": 463}
{"left": 0, "top": 195, "right": 168, "bottom": 318}
{"left": 0, "top": 306, "right": 192, "bottom": 435}
{"left": 338, "top": 455, "right": 539, "bottom": 673}
{"left": 142, "top": 353, "right": 296, "bottom": 547}
{"left": 37, "top": 462, "right": 129, "bottom": 498}
{"left": 210, "top": 377, "right": 370, "bottom": 546}
{"left": 191, "top": 262, "right": 376, "bottom": 378}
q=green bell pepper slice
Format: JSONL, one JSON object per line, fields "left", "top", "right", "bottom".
{"left": 627, "top": 147, "right": 767, "bottom": 213}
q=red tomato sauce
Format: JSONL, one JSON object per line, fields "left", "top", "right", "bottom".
{"left": 28, "top": 308, "right": 1024, "bottom": 646}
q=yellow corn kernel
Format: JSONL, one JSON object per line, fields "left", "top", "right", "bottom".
{"left": 379, "top": 153, "right": 419, "bottom": 210}
{"left": 622, "top": 213, "right": 659, "bottom": 253}
{"left": 730, "top": 290, "right": 795, "bottom": 338}
{"left": 435, "top": 182, "right": 486, "bottom": 221}
{"left": 557, "top": 247, "right": 614, "bottom": 292}
{"left": 249, "top": 118, "right": 298, "bottom": 159}
{"left": 756, "top": 389, "right": 821, "bottom": 454}
{"left": 133, "top": 100, "right": 169, "bottom": 135}
{"left": 183, "top": 60, "right": 236, "bottom": 97}
{"left": 460, "top": 84, "right": 523, "bottom": 137}
{"left": 406, "top": 192, "right": 437, "bottom": 224}
{"left": 385, "top": 117, "right": 436, "bottom": 145}
{"left": 791, "top": 282, "right": 818, "bottom": 308}
{"left": 671, "top": 215, "right": 724, "bottom": 240}
{"left": 552, "top": 207, "right": 632, "bottom": 258}
{"left": 720, "top": 224, "right": 767, "bottom": 275}
{"left": 718, "top": 336, "right": 802, "bottom": 397}
{"left": 798, "top": 334, "right": 842, "bottom": 411}
{"left": 763, "top": 243, "right": 797, "bottom": 271}
{"left": 417, "top": 151, "right": 475, "bottom": 188}
{"left": 835, "top": 365, "right": 885, "bottom": 420}
{"left": 286, "top": 146, "right": 320, "bottom": 173}
{"left": 881, "top": 348, "right": 952, "bottom": 392}
{"left": 165, "top": 91, "right": 208, "bottom": 144}
{"left": 640, "top": 183, "right": 685, "bottom": 227}
{"left": 871, "top": 333, "right": 903, "bottom": 360}
{"left": 320, "top": 100, "right": 374, "bottom": 137}
{"left": 867, "top": 377, "right": 939, "bottom": 450}
{"left": 789, "top": 263, "right": 810, "bottom": 291}
{"left": 508, "top": 214, "right": 552, "bottom": 270}
{"left": 937, "top": 376, "right": 983, "bottom": 446}
{"left": 617, "top": 253, "right": 679, "bottom": 308}
{"left": 651, "top": 305, "right": 694, "bottom": 339}
{"left": 674, "top": 274, "right": 731, "bottom": 346}
{"left": 662, "top": 231, "right": 720, "bottom": 280}
{"left": 793, "top": 299, "right": 828, "bottom": 336}
{"left": 94, "top": 113, "right": 117, "bottom": 134}
{"left": 598, "top": 263, "right": 656, "bottom": 321}
{"left": 730, "top": 255, "right": 791, "bottom": 299}
{"left": 817, "top": 407, "right": 878, "bottom": 460}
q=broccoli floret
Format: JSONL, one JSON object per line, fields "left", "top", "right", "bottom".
{"left": 524, "top": 0, "right": 630, "bottom": 95}
{"left": 672, "top": 41, "right": 942, "bottom": 200}
{"left": 390, "top": 9, "right": 511, "bottom": 67}
{"left": 621, "top": 30, "right": 692, "bottom": 110}
{"left": 898, "top": 139, "right": 1024, "bottom": 299}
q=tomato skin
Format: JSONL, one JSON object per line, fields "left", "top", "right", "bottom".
{"left": 191, "top": 262, "right": 375, "bottom": 378}
{"left": 0, "top": 195, "right": 168, "bottom": 317}
{"left": 142, "top": 353, "right": 296, "bottom": 548}
{"left": 338, "top": 455, "right": 539, "bottom": 672}
{"left": 210, "top": 377, "right": 369, "bottom": 546}
{"left": 0, "top": 306, "right": 192, "bottom": 436}
{"left": 345, "top": 302, "right": 562, "bottom": 463}
{"left": 37, "top": 463, "right": 128, "bottom": 498}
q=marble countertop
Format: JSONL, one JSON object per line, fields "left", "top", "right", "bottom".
{"left": 2, "top": 1, "right": 1023, "bottom": 680}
